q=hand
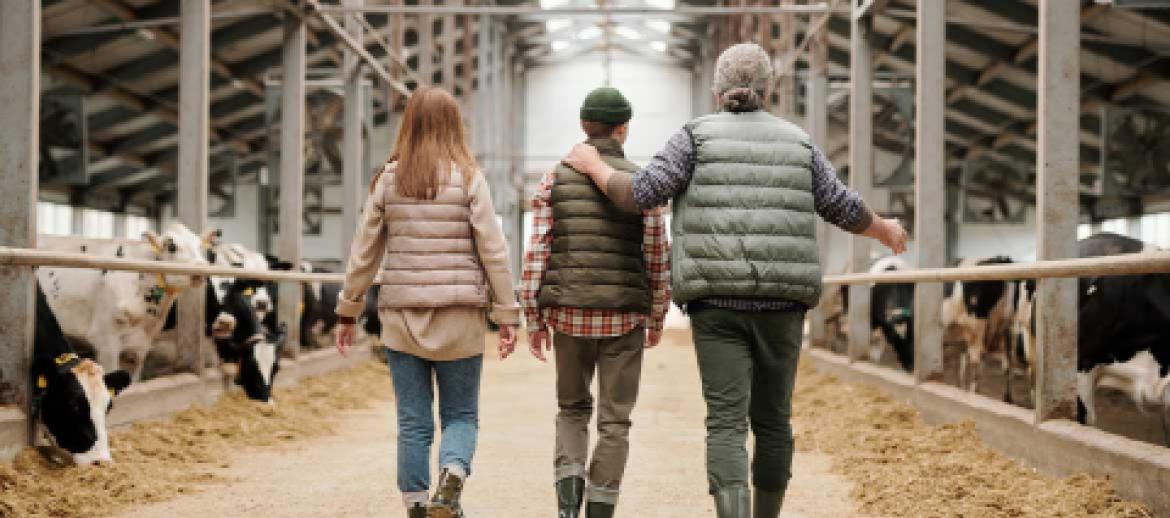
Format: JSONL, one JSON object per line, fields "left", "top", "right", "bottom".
{"left": 646, "top": 328, "right": 662, "bottom": 349}
{"left": 563, "top": 143, "right": 604, "bottom": 178}
{"left": 498, "top": 325, "right": 518, "bottom": 360}
{"left": 865, "top": 217, "right": 909, "bottom": 255}
{"left": 335, "top": 323, "right": 355, "bottom": 357}
{"left": 528, "top": 329, "right": 552, "bottom": 362}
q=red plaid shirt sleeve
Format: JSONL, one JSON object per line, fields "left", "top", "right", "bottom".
{"left": 642, "top": 207, "right": 671, "bottom": 337}
{"left": 520, "top": 170, "right": 556, "bottom": 333}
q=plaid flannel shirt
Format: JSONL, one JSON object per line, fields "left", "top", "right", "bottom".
{"left": 521, "top": 169, "right": 671, "bottom": 338}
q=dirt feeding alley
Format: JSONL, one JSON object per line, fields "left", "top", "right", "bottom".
{"left": 0, "top": 332, "right": 1153, "bottom": 518}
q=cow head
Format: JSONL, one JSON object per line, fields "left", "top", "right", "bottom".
{"left": 142, "top": 223, "right": 212, "bottom": 289}
{"left": 36, "top": 355, "right": 131, "bottom": 466}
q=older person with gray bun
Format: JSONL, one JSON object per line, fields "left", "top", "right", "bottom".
{"left": 563, "top": 43, "right": 907, "bottom": 518}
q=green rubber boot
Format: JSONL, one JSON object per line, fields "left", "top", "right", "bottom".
{"left": 585, "top": 501, "right": 616, "bottom": 518}
{"left": 428, "top": 469, "right": 466, "bottom": 518}
{"left": 713, "top": 485, "right": 750, "bottom": 518}
{"left": 556, "top": 476, "right": 585, "bottom": 518}
{"left": 752, "top": 489, "right": 783, "bottom": 518}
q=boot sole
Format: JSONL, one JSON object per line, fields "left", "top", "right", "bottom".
{"left": 427, "top": 506, "right": 459, "bottom": 518}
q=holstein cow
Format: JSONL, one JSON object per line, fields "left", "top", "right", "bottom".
{"left": 261, "top": 258, "right": 341, "bottom": 349}
{"left": 212, "top": 279, "right": 287, "bottom": 403}
{"left": 1014, "top": 233, "right": 1170, "bottom": 440}
{"left": 147, "top": 242, "right": 287, "bottom": 402}
{"left": 32, "top": 283, "right": 131, "bottom": 466}
{"left": 825, "top": 257, "right": 916, "bottom": 371}
{"left": 37, "top": 223, "right": 212, "bottom": 380}
{"left": 941, "top": 256, "right": 1020, "bottom": 402}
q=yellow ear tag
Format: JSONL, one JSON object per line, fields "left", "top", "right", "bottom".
{"left": 37, "top": 376, "right": 47, "bottom": 389}
{"left": 108, "top": 388, "right": 116, "bottom": 398}
{"left": 244, "top": 288, "right": 254, "bottom": 297}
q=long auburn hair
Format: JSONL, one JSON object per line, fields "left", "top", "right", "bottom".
{"left": 373, "top": 86, "right": 478, "bottom": 199}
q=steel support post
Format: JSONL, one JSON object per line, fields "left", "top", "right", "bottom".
{"left": 279, "top": 8, "right": 306, "bottom": 359}
{"left": 806, "top": 19, "right": 830, "bottom": 349}
{"left": 342, "top": 0, "right": 365, "bottom": 264}
{"left": 1034, "top": 0, "right": 1080, "bottom": 422}
{"left": 847, "top": 6, "right": 874, "bottom": 363}
{"left": 175, "top": 0, "right": 211, "bottom": 374}
{"left": 441, "top": 1, "right": 457, "bottom": 94}
{"left": 913, "top": 0, "right": 945, "bottom": 383}
{"left": 0, "top": 1, "right": 40, "bottom": 454}
{"left": 475, "top": 14, "right": 490, "bottom": 162}
{"left": 418, "top": 0, "right": 435, "bottom": 85}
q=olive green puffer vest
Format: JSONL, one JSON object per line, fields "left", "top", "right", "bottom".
{"left": 538, "top": 138, "right": 650, "bottom": 312}
{"left": 671, "top": 110, "right": 823, "bottom": 307}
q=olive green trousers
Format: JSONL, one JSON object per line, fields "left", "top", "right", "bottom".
{"left": 689, "top": 305, "right": 804, "bottom": 497}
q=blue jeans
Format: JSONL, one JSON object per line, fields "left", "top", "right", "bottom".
{"left": 386, "top": 349, "right": 483, "bottom": 495}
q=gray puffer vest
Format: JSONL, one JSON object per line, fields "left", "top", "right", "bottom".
{"left": 671, "top": 110, "right": 823, "bottom": 307}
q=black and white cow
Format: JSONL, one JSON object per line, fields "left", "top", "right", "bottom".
{"left": 1013, "top": 233, "right": 1169, "bottom": 436}
{"left": 941, "top": 256, "right": 1020, "bottom": 401}
{"left": 213, "top": 279, "right": 286, "bottom": 403}
{"left": 37, "top": 224, "right": 213, "bottom": 380}
{"left": 32, "top": 283, "right": 131, "bottom": 466}
{"left": 828, "top": 257, "right": 916, "bottom": 371}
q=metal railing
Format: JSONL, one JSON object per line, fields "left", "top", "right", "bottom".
{"left": 3, "top": 246, "right": 1169, "bottom": 287}
{"left": 822, "top": 251, "right": 1170, "bottom": 285}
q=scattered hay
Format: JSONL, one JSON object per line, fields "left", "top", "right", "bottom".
{"left": 0, "top": 359, "right": 391, "bottom": 518}
{"left": 791, "top": 361, "right": 1154, "bottom": 518}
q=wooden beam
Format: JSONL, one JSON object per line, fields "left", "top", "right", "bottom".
{"left": 91, "top": 0, "right": 265, "bottom": 97}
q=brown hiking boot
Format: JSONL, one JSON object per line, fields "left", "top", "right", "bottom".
{"left": 408, "top": 503, "right": 428, "bottom": 518}
{"left": 428, "top": 468, "right": 465, "bottom": 518}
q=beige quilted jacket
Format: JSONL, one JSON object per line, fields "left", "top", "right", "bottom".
{"left": 336, "top": 162, "right": 520, "bottom": 359}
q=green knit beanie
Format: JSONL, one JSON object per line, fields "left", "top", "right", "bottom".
{"left": 579, "top": 87, "right": 633, "bottom": 125}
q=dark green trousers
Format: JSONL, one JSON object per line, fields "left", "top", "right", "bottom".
{"left": 689, "top": 305, "right": 804, "bottom": 496}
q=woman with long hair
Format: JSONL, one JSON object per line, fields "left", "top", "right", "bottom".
{"left": 334, "top": 86, "right": 520, "bottom": 518}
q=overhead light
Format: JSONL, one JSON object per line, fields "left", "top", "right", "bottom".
{"left": 577, "top": 25, "right": 602, "bottom": 40}
{"left": 645, "top": 0, "right": 675, "bottom": 9}
{"left": 546, "top": 18, "right": 572, "bottom": 33}
{"left": 540, "top": 0, "right": 569, "bottom": 8}
{"left": 552, "top": 40, "right": 570, "bottom": 52}
{"left": 614, "top": 26, "right": 642, "bottom": 40}
{"left": 646, "top": 20, "right": 671, "bottom": 34}
{"left": 650, "top": 41, "right": 667, "bottom": 52}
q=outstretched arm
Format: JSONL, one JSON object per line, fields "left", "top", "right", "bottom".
{"left": 810, "top": 145, "right": 908, "bottom": 254}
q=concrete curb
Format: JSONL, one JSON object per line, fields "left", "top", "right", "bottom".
{"left": 1, "top": 346, "right": 374, "bottom": 461}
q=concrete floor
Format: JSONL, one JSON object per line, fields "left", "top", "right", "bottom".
{"left": 117, "top": 334, "right": 860, "bottom": 518}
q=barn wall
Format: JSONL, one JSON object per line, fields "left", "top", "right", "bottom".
{"left": 523, "top": 52, "right": 695, "bottom": 195}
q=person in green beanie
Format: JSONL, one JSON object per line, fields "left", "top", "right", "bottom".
{"left": 520, "top": 87, "right": 671, "bottom": 518}
{"left": 563, "top": 44, "right": 908, "bottom": 518}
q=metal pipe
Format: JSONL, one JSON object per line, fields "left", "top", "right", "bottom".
{"left": 42, "top": 9, "right": 272, "bottom": 37}
{"left": 304, "top": 0, "right": 411, "bottom": 96}
{"left": 0, "top": 247, "right": 350, "bottom": 283}
{"left": 316, "top": 5, "right": 834, "bottom": 15}
{"left": 3, "top": 247, "right": 1166, "bottom": 288}
{"left": 822, "top": 251, "right": 1170, "bottom": 285}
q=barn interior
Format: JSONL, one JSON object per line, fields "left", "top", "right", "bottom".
{"left": 3, "top": 0, "right": 1170, "bottom": 516}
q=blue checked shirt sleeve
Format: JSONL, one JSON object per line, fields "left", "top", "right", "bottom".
{"left": 810, "top": 144, "right": 874, "bottom": 234}
{"left": 520, "top": 170, "right": 556, "bottom": 333}
{"left": 630, "top": 127, "right": 697, "bottom": 211}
